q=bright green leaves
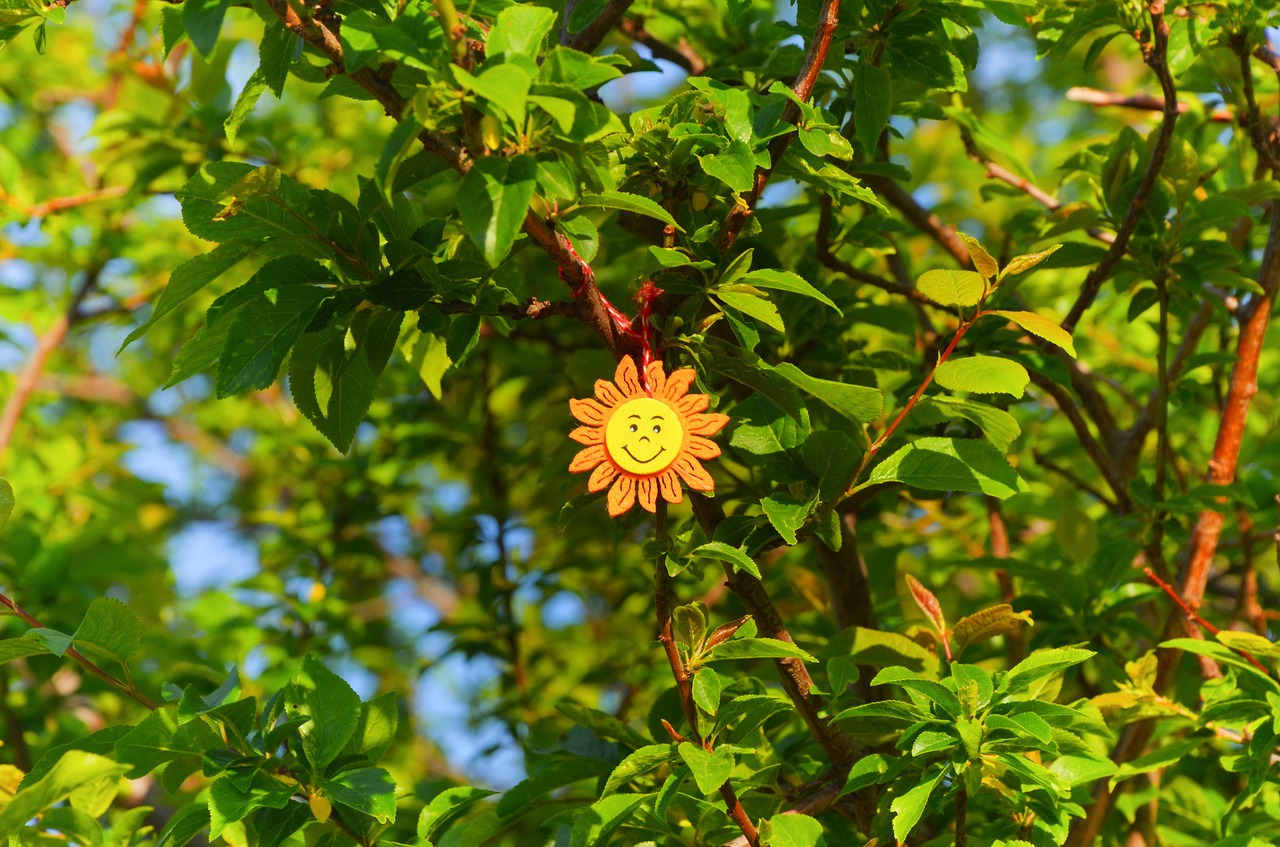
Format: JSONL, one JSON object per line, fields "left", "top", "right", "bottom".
{"left": 677, "top": 742, "right": 734, "bottom": 794}
{"left": 419, "top": 786, "right": 498, "bottom": 844}
{"left": 487, "top": 5, "right": 555, "bottom": 58}
{"left": 458, "top": 155, "right": 537, "bottom": 266}
{"left": 692, "top": 541, "right": 761, "bottom": 579}
{"left": 287, "top": 653, "right": 361, "bottom": 771}
{"left": 869, "top": 436, "right": 1029, "bottom": 499}
{"left": 0, "top": 752, "right": 127, "bottom": 833}
{"left": 854, "top": 62, "right": 893, "bottom": 156}
{"left": 182, "top": 0, "right": 229, "bottom": 56}
{"left": 934, "top": 355, "right": 1030, "bottom": 398}
{"left": 454, "top": 63, "right": 532, "bottom": 125}
{"left": 69, "top": 598, "right": 141, "bottom": 667}
{"left": 774, "top": 363, "right": 881, "bottom": 424}
{"left": 317, "top": 767, "right": 397, "bottom": 824}
{"left": 917, "top": 269, "right": 986, "bottom": 308}
{"left": 289, "top": 309, "right": 405, "bottom": 451}
{"left": 578, "top": 191, "right": 679, "bottom": 229}
{"left": 886, "top": 37, "right": 967, "bottom": 92}
{"left": 891, "top": 768, "right": 944, "bottom": 843}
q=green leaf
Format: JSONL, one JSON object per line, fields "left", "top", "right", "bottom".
{"left": 290, "top": 655, "right": 361, "bottom": 769}
{"left": 714, "top": 290, "right": 784, "bottom": 333}
{"left": 800, "top": 430, "right": 862, "bottom": 501}
{"left": 288, "top": 309, "right": 405, "bottom": 452}
{"left": 952, "top": 605, "right": 1033, "bottom": 652}
{"left": 693, "top": 667, "right": 723, "bottom": 714}
{"left": 578, "top": 191, "right": 681, "bottom": 229}
{"left": 991, "top": 310, "right": 1077, "bottom": 357}
{"left": 887, "top": 39, "right": 967, "bottom": 91}
{"left": 114, "top": 708, "right": 221, "bottom": 777}
{"left": 740, "top": 268, "right": 841, "bottom": 314}
{"left": 691, "top": 541, "right": 761, "bottom": 578}
{"left": 774, "top": 363, "right": 882, "bottom": 424}
{"left": 208, "top": 772, "right": 293, "bottom": 839}
{"left": 0, "top": 633, "right": 52, "bottom": 664}
{"left": 961, "top": 235, "right": 1000, "bottom": 278}
{"left": 1050, "top": 754, "right": 1118, "bottom": 788}
{"left": 760, "top": 493, "right": 812, "bottom": 545}
{"left": 121, "top": 240, "right": 262, "bottom": 349}
{"left": 934, "top": 355, "right": 1030, "bottom": 398}
{"left": 728, "top": 393, "right": 810, "bottom": 483}
{"left": 0, "top": 476, "right": 12, "bottom": 532}
{"left": 457, "top": 155, "right": 537, "bottom": 266}
{"left": 760, "top": 813, "right": 824, "bottom": 847}
{"left": 258, "top": 22, "right": 294, "bottom": 97}
{"left": 854, "top": 62, "right": 892, "bottom": 155}
{"left": 1001, "top": 647, "right": 1095, "bottom": 694}
{"left": 319, "top": 767, "right": 397, "bottom": 823}
{"left": 912, "top": 396, "right": 1021, "bottom": 452}
{"left": 155, "top": 803, "right": 211, "bottom": 847}
{"left": 677, "top": 742, "right": 734, "bottom": 794}
{"left": 602, "top": 744, "right": 680, "bottom": 795}
{"left": 891, "top": 768, "right": 944, "bottom": 843}
{"left": 216, "top": 268, "right": 332, "bottom": 397}
{"left": 540, "top": 47, "right": 623, "bottom": 89}
{"left": 0, "top": 752, "right": 127, "bottom": 833}
{"left": 346, "top": 691, "right": 399, "bottom": 762}
{"left": 838, "top": 626, "right": 940, "bottom": 675}
{"left": 453, "top": 62, "right": 532, "bottom": 123}
{"left": 701, "top": 139, "right": 758, "bottom": 192}
{"left": 705, "top": 637, "right": 816, "bottom": 664}
{"left": 32, "top": 628, "right": 73, "bottom": 657}
{"left": 916, "top": 269, "right": 985, "bottom": 307}
{"left": 487, "top": 5, "right": 555, "bottom": 57}
{"left": 183, "top": 0, "right": 228, "bottom": 56}
{"left": 1001, "top": 244, "right": 1063, "bottom": 278}
{"left": 419, "top": 786, "right": 497, "bottom": 841}
{"left": 871, "top": 666, "right": 962, "bottom": 716}
{"left": 72, "top": 597, "right": 141, "bottom": 664}
{"left": 839, "top": 753, "right": 892, "bottom": 796}
{"left": 225, "top": 69, "right": 267, "bottom": 146}
{"left": 868, "top": 436, "right": 1029, "bottom": 498}
{"left": 568, "top": 794, "right": 648, "bottom": 847}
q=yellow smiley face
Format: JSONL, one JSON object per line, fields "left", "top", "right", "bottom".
{"left": 604, "top": 397, "right": 684, "bottom": 475}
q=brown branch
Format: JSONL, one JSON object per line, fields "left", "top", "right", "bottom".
{"left": 689, "top": 496, "right": 866, "bottom": 782}
{"left": 957, "top": 128, "right": 1116, "bottom": 246}
{"left": 815, "top": 513, "right": 878, "bottom": 631}
{"left": 616, "top": 16, "right": 707, "bottom": 75}
{"left": 1061, "top": 1, "right": 1179, "bottom": 333}
{"left": 815, "top": 194, "right": 943, "bottom": 306}
{"left": 860, "top": 175, "right": 974, "bottom": 268}
{"left": 562, "top": 0, "right": 635, "bottom": 53}
{"left": 1, "top": 185, "right": 129, "bottom": 219}
{"left": 1065, "top": 86, "right": 1233, "bottom": 123}
{"left": 0, "top": 265, "right": 100, "bottom": 469}
{"left": 717, "top": 0, "right": 841, "bottom": 250}
{"left": 1174, "top": 205, "right": 1280, "bottom": 631}
{"left": 1032, "top": 449, "right": 1119, "bottom": 509}
{"left": 654, "top": 503, "right": 759, "bottom": 847}
{"left": 1026, "top": 370, "right": 1132, "bottom": 512}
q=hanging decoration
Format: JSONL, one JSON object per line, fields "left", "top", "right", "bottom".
{"left": 566, "top": 282, "right": 729, "bottom": 516}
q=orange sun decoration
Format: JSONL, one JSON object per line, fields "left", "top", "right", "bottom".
{"left": 568, "top": 357, "right": 730, "bottom": 516}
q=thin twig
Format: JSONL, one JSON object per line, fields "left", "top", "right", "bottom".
{"left": 617, "top": 17, "right": 707, "bottom": 75}
{"left": 562, "top": 0, "right": 635, "bottom": 53}
{"left": 1143, "top": 568, "right": 1273, "bottom": 676}
{"left": 1066, "top": 86, "right": 1233, "bottom": 123}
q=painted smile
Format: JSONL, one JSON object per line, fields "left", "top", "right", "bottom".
{"left": 622, "top": 445, "right": 666, "bottom": 464}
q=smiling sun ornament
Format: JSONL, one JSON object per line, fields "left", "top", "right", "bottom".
{"left": 568, "top": 357, "right": 729, "bottom": 516}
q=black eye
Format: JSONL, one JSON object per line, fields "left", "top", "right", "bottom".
{"left": 629, "top": 424, "right": 637, "bottom": 432}
{"left": 653, "top": 425, "right": 661, "bottom": 433}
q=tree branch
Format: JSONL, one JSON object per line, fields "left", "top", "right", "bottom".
{"left": 561, "top": 0, "right": 634, "bottom": 53}
{"left": 717, "top": 0, "right": 841, "bottom": 250}
{"left": 616, "top": 17, "right": 707, "bottom": 75}
{"left": 1061, "top": 1, "right": 1178, "bottom": 333}
{"left": 1066, "top": 85, "right": 1233, "bottom": 123}
{"left": 860, "top": 175, "right": 974, "bottom": 268}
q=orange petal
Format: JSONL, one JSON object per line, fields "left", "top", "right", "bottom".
{"left": 645, "top": 360, "right": 667, "bottom": 395}
{"left": 615, "top": 356, "right": 643, "bottom": 397}
{"left": 569, "top": 445, "right": 605, "bottom": 473}
{"left": 674, "top": 455, "right": 714, "bottom": 491}
{"left": 570, "top": 397, "right": 608, "bottom": 426}
{"left": 608, "top": 475, "right": 636, "bottom": 516}
{"left": 588, "top": 462, "right": 617, "bottom": 492}
{"left": 637, "top": 477, "right": 658, "bottom": 512}
{"left": 569, "top": 425, "right": 603, "bottom": 445}
{"left": 659, "top": 470, "right": 683, "bottom": 504}
{"left": 595, "top": 379, "right": 625, "bottom": 407}
{"left": 676, "top": 394, "right": 709, "bottom": 415}
{"left": 663, "top": 368, "right": 697, "bottom": 400}
{"left": 686, "top": 436, "right": 721, "bottom": 460}
{"left": 687, "top": 412, "right": 730, "bottom": 436}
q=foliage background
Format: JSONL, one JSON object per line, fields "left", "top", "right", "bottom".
{"left": 1, "top": 0, "right": 1279, "bottom": 846}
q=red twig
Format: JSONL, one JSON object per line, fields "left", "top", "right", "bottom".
{"left": 1066, "top": 86, "right": 1233, "bottom": 123}
{"left": 1143, "top": 567, "right": 1273, "bottom": 676}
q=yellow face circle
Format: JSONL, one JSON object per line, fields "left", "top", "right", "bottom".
{"left": 604, "top": 397, "right": 684, "bottom": 475}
